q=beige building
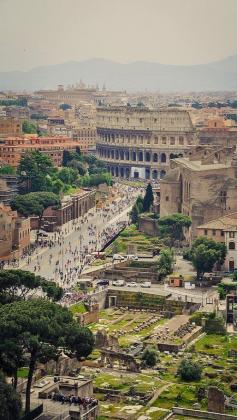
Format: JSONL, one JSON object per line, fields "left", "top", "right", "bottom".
{"left": 0, "top": 204, "right": 30, "bottom": 260}
{"left": 73, "top": 125, "right": 97, "bottom": 152}
{"left": 96, "top": 106, "right": 197, "bottom": 180}
{"left": 197, "top": 213, "right": 237, "bottom": 271}
{"left": 160, "top": 146, "right": 237, "bottom": 240}
{"left": 0, "top": 117, "right": 22, "bottom": 138}
{"left": 35, "top": 84, "right": 97, "bottom": 105}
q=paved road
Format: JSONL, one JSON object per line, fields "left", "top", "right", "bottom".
{"left": 19, "top": 185, "right": 141, "bottom": 287}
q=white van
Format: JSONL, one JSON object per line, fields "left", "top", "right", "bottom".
{"left": 141, "top": 281, "right": 151, "bottom": 288}
{"left": 113, "top": 254, "right": 125, "bottom": 261}
{"left": 112, "top": 280, "right": 125, "bottom": 286}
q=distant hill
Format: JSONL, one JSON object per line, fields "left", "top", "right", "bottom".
{"left": 1, "top": 56, "right": 237, "bottom": 92}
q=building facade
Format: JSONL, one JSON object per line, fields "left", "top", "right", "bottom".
{"left": 160, "top": 146, "right": 237, "bottom": 240}
{"left": 72, "top": 125, "right": 97, "bottom": 152}
{"left": 0, "top": 135, "right": 78, "bottom": 168}
{"left": 196, "top": 213, "right": 237, "bottom": 271}
{"left": 96, "top": 106, "right": 197, "bottom": 180}
{"left": 0, "top": 175, "right": 18, "bottom": 204}
{"left": 0, "top": 204, "right": 30, "bottom": 260}
{"left": 0, "top": 117, "right": 22, "bottom": 138}
{"left": 41, "top": 189, "right": 96, "bottom": 231}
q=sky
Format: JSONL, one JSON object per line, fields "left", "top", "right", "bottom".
{"left": 1, "top": 0, "right": 237, "bottom": 71}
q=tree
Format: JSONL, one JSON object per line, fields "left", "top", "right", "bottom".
{"left": 68, "top": 159, "right": 87, "bottom": 175}
{"left": 17, "top": 150, "right": 54, "bottom": 192}
{"left": 157, "top": 248, "right": 173, "bottom": 280}
{"left": 136, "top": 195, "right": 144, "bottom": 213}
{"left": 57, "top": 167, "right": 78, "bottom": 185}
{"left": 178, "top": 358, "right": 202, "bottom": 381}
{"left": 22, "top": 120, "right": 37, "bottom": 134}
{"left": 142, "top": 347, "right": 158, "bottom": 367}
{"left": 62, "top": 150, "right": 72, "bottom": 167}
{"left": 188, "top": 236, "right": 226, "bottom": 281}
{"left": 10, "top": 191, "right": 60, "bottom": 234}
{"left": 0, "top": 164, "right": 15, "bottom": 175}
{"left": 0, "top": 371, "right": 22, "bottom": 420}
{"left": 0, "top": 269, "right": 63, "bottom": 305}
{"left": 0, "top": 299, "right": 94, "bottom": 414}
{"left": 130, "top": 204, "right": 139, "bottom": 224}
{"left": 158, "top": 213, "right": 191, "bottom": 244}
{"left": 142, "top": 183, "right": 154, "bottom": 212}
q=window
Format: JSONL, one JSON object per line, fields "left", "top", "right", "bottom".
{"left": 229, "top": 241, "right": 236, "bottom": 250}
{"left": 170, "top": 137, "right": 175, "bottom": 145}
{"left": 162, "top": 137, "right": 167, "bottom": 144}
{"left": 140, "top": 118, "right": 143, "bottom": 123}
{"left": 154, "top": 136, "right": 158, "bottom": 144}
{"left": 212, "top": 230, "right": 216, "bottom": 236}
{"left": 166, "top": 196, "right": 169, "bottom": 201}
{"left": 179, "top": 136, "right": 184, "bottom": 145}
{"left": 230, "top": 232, "right": 235, "bottom": 238}
{"left": 221, "top": 231, "right": 224, "bottom": 237}
{"left": 204, "top": 229, "right": 208, "bottom": 235}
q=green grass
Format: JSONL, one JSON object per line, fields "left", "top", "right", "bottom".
{"left": 69, "top": 302, "right": 87, "bottom": 314}
{"left": 153, "top": 384, "right": 197, "bottom": 410}
{"left": 17, "top": 367, "right": 29, "bottom": 378}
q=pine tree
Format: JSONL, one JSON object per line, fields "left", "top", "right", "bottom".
{"left": 142, "top": 183, "right": 154, "bottom": 212}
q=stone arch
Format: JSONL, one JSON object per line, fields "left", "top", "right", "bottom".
{"left": 111, "top": 150, "right": 115, "bottom": 159}
{"left": 111, "top": 167, "right": 115, "bottom": 176}
{"left": 160, "top": 169, "right": 166, "bottom": 179}
{"left": 152, "top": 169, "right": 158, "bottom": 180}
{"left": 145, "top": 152, "right": 151, "bottom": 162}
{"left": 125, "top": 150, "right": 129, "bottom": 160}
{"left": 120, "top": 167, "right": 124, "bottom": 177}
{"left": 115, "top": 167, "right": 119, "bottom": 177}
{"left": 138, "top": 151, "right": 143, "bottom": 162}
{"left": 145, "top": 168, "right": 150, "bottom": 179}
{"left": 125, "top": 168, "right": 130, "bottom": 178}
{"left": 115, "top": 150, "right": 119, "bottom": 160}
{"left": 132, "top": 151, "right": 136, "bottom": 161}
{"left": 120, "top": 150, "right": 124, "bottom": 160}
{"left": 108, "top": 149, "right": 111, "bottom": 158}
{"left": 153, "top": 153, "right": 158, "bottom": 162}
{"left": 161, "top": 153, "right": 166, "bottom": 163}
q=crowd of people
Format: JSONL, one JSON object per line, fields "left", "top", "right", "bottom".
{"left": 50, "top": 391, "right": 98, "bottom": 409}
{"left": 4, "top": 184, "right": 143, "bottom": 291}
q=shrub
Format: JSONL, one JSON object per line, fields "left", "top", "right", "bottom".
{"left": 178, "top": 358, "right": 202, "bottom": 381}
{"left": 142, "top": 347, "right": 158, "bottom": 367}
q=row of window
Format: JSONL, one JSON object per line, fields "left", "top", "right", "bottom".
{"left": 98, "top": 148, "right": 183, "bottom": 163}
{"left": 100, "top": 134, "right": 189, "bottom": 146}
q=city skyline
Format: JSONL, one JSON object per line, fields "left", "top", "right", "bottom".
{"left": 1, "top": 0, "right": 237, "bottom": 71}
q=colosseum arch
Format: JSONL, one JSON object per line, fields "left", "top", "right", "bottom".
{"left": 111, "top": 167, "right": 115, "bottom": 176}
{"left": 115, "top": 167, "right": 119, "bottom": 177}
{"left": 145, "top": 152, "right": 151, "bottom": 162}
{"left": 107, "top": 150, "right": 111, "bottom": 158}
{"left": 152, "top": 169, "right": 158, "bottom": 180}
{"left": 132, "top": 151, "right": 136, "bottom": 161}
{"left": 153, "top": 153, "right": 158, "bottom": 162}
{"left": 160, "top": 169, "right": 166, "bottom": 179}
{"left": 120, "top": 167, "right": 124, "bottom": 177}
{"left": 138, "top": 151, "right": 143, "bottom": 162}
{"left": 120, "top": 150, "right": 124, "bottom": 160}
{"left": 125, "top": 151, "right": 129, "bottom": 160}
{"left": 115, "top": 150, "right": 119, "bottom": 160}
{"left": 145, "top": 168, "right": 151, "bottom": 179}
{"left": 161, "top": 153, "right": 166, "bottom": 163}
{"left": 111, "top": 150, "right": 115, "bottom": 159}
{"left": 125, "top": 168, "right": 130, "bottom": 178}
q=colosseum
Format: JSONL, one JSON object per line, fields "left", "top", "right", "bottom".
{"left": 96, "top": 106, "right": 197, "bottom": 180}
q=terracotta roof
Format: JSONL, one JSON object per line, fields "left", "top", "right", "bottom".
{"left": 197, "top": 212, "right": 237, "bottom": 231}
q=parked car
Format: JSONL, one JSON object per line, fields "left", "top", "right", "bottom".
{"left": 112, "top": 280, "right": 125, "bottom": 286}
{"left": 96, "top": 279, "right": 109, "bottom": 286}
{"left": 127, "top": 282, "right": 137, "bottom": 287}
{"left": 113, "top": 254, "right": 125, "bottom": 261}
{"left": 141, "top": 281, "right": 151, "bottom": 288}
{"left": 126, "top": 255, "right": 138, "bottom": 260}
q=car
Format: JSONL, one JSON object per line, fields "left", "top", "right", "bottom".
{"left": 141, "top": 281, "right": 151, "bottom": 288}
{"left": 112, "top": 280, "right": 125, "bottom": 286}
{"left": 96, "top": 279, "right": 109, "bottom": 286}
{"left": 126, "top": 254, "right": 138, "bottom": 260}
{"left": 127, "top": 282, "right": 137, "bottom": 287}
{"left": 113, "top": 254, "right": 125, "bottom": 261}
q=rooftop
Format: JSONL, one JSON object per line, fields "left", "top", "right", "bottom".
{"left": 197, "top": 212, "right": 237, "bottom": 231}
{"left": 174, "top": 157, "right": 232, "bottom": 171}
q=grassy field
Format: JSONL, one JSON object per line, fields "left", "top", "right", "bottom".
{"left": 69, "top": 302, "right": 87, "bottom": 314}
{"left": 106, "top": 224, "right": 162, "bottom": 255}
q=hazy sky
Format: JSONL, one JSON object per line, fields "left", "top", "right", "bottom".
{"left": 1, "top": 0, "right": 237, "bottom": 71}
